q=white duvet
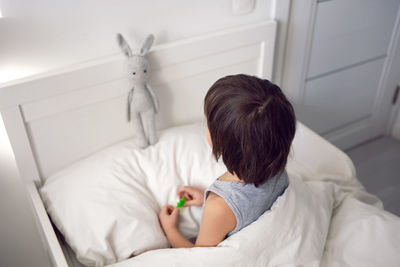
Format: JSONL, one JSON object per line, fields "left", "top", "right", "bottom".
{"left": 115, "top": 123, "right": 400, "bottom": 267}
{"left": 41, "top": 122, "right": 400, "bottom": 267}
{"left": 114, "top": 169, "right": 400, "bottom": 267}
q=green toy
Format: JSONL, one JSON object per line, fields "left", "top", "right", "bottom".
{"left": 176, "top": 197, "right": 186, "bottom": 208}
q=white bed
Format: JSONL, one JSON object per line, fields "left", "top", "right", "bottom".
{"left": 1, "top": 20, "right": 399, "bottom": 267}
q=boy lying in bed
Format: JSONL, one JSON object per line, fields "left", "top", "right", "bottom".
{"left": 159, "top": 74, "right": 296, "bottom": 247}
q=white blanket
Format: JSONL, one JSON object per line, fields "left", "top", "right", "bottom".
{"left": 111, "top": 123, "right": 400, "bottom": 267}
{"left": 41, "top": 122, "right": 400, "bottom": 267}
{"left": 112, "top": 172, "right": 400, "bottom": 267}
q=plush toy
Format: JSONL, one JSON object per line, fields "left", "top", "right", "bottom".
{"left": 116, "top": 33, "right": 159, "bottom": 148}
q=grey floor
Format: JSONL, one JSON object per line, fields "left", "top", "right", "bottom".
{"left": 345, "top": 136, "right": 400, "bottom": 216}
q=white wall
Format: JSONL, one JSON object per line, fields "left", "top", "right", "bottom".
{"left": 0, "top": 0, "right": 275, "bottom": 84}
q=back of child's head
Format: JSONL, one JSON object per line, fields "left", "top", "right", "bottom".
{"left": 204, "top": 74, "right": 296, "bottom": 187}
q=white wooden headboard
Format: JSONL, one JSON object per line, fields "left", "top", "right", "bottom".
{"left": 0, "top": 20, "right": 277, "bottom": 184}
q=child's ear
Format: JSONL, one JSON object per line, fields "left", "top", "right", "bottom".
{"left": 140, "top": 34, "right": 154, "bottom": 55}
{"left": 116, "top": 33, "right": 133, "bottom": 58}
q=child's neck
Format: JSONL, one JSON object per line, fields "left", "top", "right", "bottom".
{"left": 218, "top": 171, "right": 244, "bottom": 182}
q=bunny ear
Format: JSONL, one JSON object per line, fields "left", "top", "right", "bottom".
{"left": 140, "top": 34, "right": 154, "bottom": 55}
{"left": 116, "top": 33, "right": 133, "bottom": 58}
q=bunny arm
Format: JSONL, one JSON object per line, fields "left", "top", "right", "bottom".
{"left": 127, "top": 87, "right": 134, "bottom": 122}
{"left": 145, "top": 83, "right": 159, "bottom": 113}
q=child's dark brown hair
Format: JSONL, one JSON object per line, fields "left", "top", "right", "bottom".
{"left": 204, "top": 74, "right": 296, "bottom": 187}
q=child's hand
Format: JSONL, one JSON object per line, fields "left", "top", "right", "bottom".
{"left": 177, "top": 186, "right": 204, "bottom": 207}
{"left": 159, "top": 205, "right": 179, "bottom": 232}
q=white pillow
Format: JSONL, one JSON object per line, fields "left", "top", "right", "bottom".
{"left": 40, "top": 122, "right": 227, "bottom": 266}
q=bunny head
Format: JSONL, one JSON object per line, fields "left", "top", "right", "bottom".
{"left": 117, "top": 33, "right": 154, "bottom": 83}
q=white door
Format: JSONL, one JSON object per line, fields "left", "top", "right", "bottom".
{"left": 281, "top": 0, "right": 400, "bottom": 150}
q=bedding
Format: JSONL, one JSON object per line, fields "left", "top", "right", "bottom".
{"left": 113, "top": 175, "right": 336, "bottom": 267}
{"left": 40, "top": 121, "right": 400, "bottom": 267}
{"left": 40, "top": 122, "right": 226, "bottom": 266}
{"left": 321, "top": 193, "right": 400, "bottom": 267}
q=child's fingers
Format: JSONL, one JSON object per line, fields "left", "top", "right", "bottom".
{"left": 177, "top": 188, "right": 192, "bottom": 200}
{"left": 178, "top": 192, "right": 188, "bottom": 199}
{"left": 182, "top": 191, "right": 194, "bottom": 200}
{"left": 184, "top": 199, "right": 194, "bottom": 206}
{"left": 166, "top": 205, "right": 174, "bottom": 214}
{"left": 160, "top": 205, "right": 174, "bottom": 216}
{"left": 184, "top": 199, "right": 201, "bottom": 207}
{"left": 159, "top": 206, "right": 167, "bottom": 217}
{"left": 171, "top": 206, "right": 179, "bottom": 217}
{"left": 177, "top": 186, "right": 195, "bottom": 194}
{"left": 177, "top": 187, "right": 186, "bottom": 198}
{"left": 182, "top": 192, "right": 193, "bottom": 201}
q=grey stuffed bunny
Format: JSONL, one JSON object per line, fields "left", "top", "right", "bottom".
{"left": 117, "top": 33, "right": 159, "bottom": 148}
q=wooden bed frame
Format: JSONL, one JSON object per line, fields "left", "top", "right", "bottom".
{"left": 0, "top": 21, "right": 277, "bottom": 266}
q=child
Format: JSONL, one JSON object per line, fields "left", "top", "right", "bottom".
{"left": 159, "top": 74, "right": 296, "bottom": 248}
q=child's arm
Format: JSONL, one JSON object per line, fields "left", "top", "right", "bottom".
{"left": 159, "top": 205, "right": 195, "bottom": 248}
{"left": 194, "top": 192, "right": 236, "bottom": 246}
{"left": 159, "top": 192, "right": 236, "bottom": 248}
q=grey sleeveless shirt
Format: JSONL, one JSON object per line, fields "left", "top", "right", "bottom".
{"left": 202, "top": 170, "right": 289, "bottom": 237}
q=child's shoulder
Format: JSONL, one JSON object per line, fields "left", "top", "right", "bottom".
{"left": 202, "top": 191, "right": 236, "bottom": 232}
{"left": 205, "top": 191, "right": 234, "bottom": 218}
{"left": 205, "top": 191, "right": 233, "bottom": 208}
{"left": 205, "top": 191, "right": 220, "bottom": 202}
